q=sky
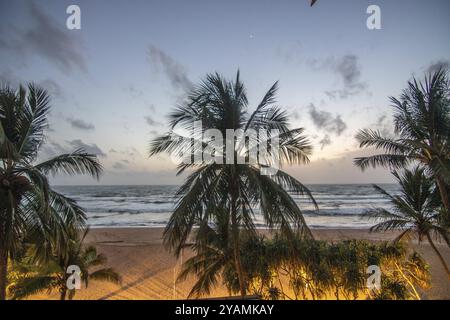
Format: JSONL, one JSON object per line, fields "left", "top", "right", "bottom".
{"left": 1, "top": 0, "right": 449, "bottom": 185}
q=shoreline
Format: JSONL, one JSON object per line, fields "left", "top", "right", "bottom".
{"left": 30, "top": 227, "right": 449, "bottom": 300}
{"left": 86, "top": 225, "right": 377, "bottom": 230}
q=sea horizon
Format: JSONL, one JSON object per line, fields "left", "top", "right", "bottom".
{"left": 54, "top": 183, "right": 400, "bottom": 229}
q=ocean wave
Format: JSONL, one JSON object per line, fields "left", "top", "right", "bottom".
{"left": 53, "top": 184, "right": 398, "bottom": 228}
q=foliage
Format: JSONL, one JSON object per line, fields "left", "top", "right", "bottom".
{"left": 365, "top": 166, "right": 450, "bottom": 276}
{"left": 0, "top": 83, "right": 102, "bottom": 299}
{"left": 150, "top": 71, "right": 316, "bottom": 295}
{"left": 354, "top": 68, "right": 450, "bottom": 211}
{"left": 179, "top": 231, "right": 430, "bottom": 300}
{"left": 7, "top": 229, "right": 121, "bottom": 300}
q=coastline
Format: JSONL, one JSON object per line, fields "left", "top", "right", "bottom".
{"left": 28, "top": 227, "right": 450, "bottom": 300}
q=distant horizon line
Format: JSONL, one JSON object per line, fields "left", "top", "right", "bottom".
{"left": 52, "top": 182, "right": 398, "bottom": 187}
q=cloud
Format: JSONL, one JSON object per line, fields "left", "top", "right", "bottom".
{"left": 334, "top": 55, "right": 363, "bottom": 87}
{"left": 308, "top": 55, "right": 368, "bottom": 99}
{"left": 148, "top": 45, "right": 193, "bottom": 91}
{"left": 427, "top": 59, "right": 449, "bottom": 74}
{"left": 0, "top": 2, "right": 86, "bottom": 73}
{"left": 0, "top": 71, "right": 64, "bottom": 99}
{"left": 308, "top": 104, "right": 347, "bottom": 136}
{"left": 66, "top": 117, "right": 95, "bottom": 130}
{"left": 124, "top": 85, "right": 143, "bottom": 99}
{"left": 106, "top": 146, "right": 141, "bottom": 159}
{"left": 40, "top": 141, "right": 68, "bottom": 158}
{"left": 0, "top": 69, "right": 20, "bottom": 86}
{"left": 290, "top": 109, "right": 301, "bottom": 121}
{"left": 112, "top": 161, "right": 127, "bottom": 170}
{"left": 318, "top": 134, "right": 332, "bottom": 150}
{"left": 144, "top": 115, "right": 162, "bottom": 126}
{"left": 39, "top": 139, "right": 105, "bottom": 159}
{"left": 67, "top": 139, "right": 106, "bottom": 157}
{"left": 367, "top": 113, "right": 393, "bottom": 137}
{"left": 38, "top": 79, "right": 64, "bottom": 99}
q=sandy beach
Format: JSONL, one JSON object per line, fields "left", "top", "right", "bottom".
{"left": 30, "top": 228, "right": 450, "bottom": 300}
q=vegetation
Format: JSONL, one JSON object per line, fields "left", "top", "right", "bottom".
{"left": 0, "top": 83, "right": 103, "bottom": 300}
{"left": 354, "top": 68, "right": 450, "bottom": 212}
{"left": 365, "top": 167, "right": 450, "bottom": 277}
{"left": 150, "top": 71, "right": 317, "bottom": 296}
{"left": 8, "top": 230, "right": 121, "bottom": 300}
{"left": 180, "top": 231, "right": 430, "bottom": 300}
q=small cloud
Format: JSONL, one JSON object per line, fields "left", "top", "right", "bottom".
{"left": 112, "top": 162, "right": 127, "bottom": 170}
{"left": 0, "top": 69, "right": 20, "bottom": 86}
{"left": 319, "top": 134, "right": 332, "bottom": 150}
{"left": 427, "top": 59, "right": 449, "bottom": 74}
{"left": 291, "top": 110, "right": 301, "bottom": 120}
{"left": 308, "top": 104, "right": 347, "bottom": 136}
{"left": 0, "top": 2, "right": 87, "bottom": 73}
{"left": 40, "top": 139, "right": 105, "bottom": 159}
{"left": 67, "top": 117, "right": 95, "bottom": 130}
{"left": 124, "top": 85, "right": 143, "bottom": 99}
{"left": 145, "top": 115, "right": 162, "bottom": 126}
{"left": 38, "top": 78, "right": 64, "bottom": 99}
{"left": 308, "top": 54, "right": 368, "bottom": 99}
{"left": 40, "top": 140, "right": 68, "bottom": 158}
{"left": 372, "top": 114, "right": 393, "bottom": 137}
{"left": 67, "top": 139, "right": 106, "bottom": 157}
{"left": 148, "top": 45, "right": 193, "bottom": 91}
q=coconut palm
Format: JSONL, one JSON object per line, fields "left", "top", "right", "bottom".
{"left": 176, "top": 210, "right": 235, "bottom": 298}
{"left": 0, "top": 83, "right": 102, "bottom": 300}
{"left": 8, "top": 229, "right": 121, "bottom": 300}
{"left": 150, "top": 71, "right": 317, "bottom": 296}
{"left": 354, "top": 68, "right": 450, "bottom": 210}
{"left": 365, "top": 167, "right": 450, "bottom": 277}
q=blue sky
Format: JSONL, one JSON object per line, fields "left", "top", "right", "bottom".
{"left": 1, "top": 0, "right": 449, "bottom": 185}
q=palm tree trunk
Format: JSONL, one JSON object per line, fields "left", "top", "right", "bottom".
{"left": 230, "top": 168, "right": 246, "bottom": 298}
{"left": 426, "top": 232, "right": 450, "bottom": 279}
{"left": 231, "top": 197, "right": 246, "bottom": 298}
{"left": 436, "top": 177, "right": 449, "bottom": 210}
{"left": 60, "top": 288, "right": 67, "bottom": 300}
{"left": 0, "top": 244, "right": 7, "bottom": 300}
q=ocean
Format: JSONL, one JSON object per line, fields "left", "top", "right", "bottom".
{"left": 53, "top": 184, "right": 400, "bottom": 229}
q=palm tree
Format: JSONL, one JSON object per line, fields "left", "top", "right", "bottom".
{"left": 176, "top": 210, "right": 235, "bottom": 298}
{"left": 365, "top": 167, "right": 450, "bottom": 277}
{"left": 0, "top": 83, "right": 103, "bottom": 300}
{"left": 354, "top": 68, "right": 450, "bottom": 210}
{"left": 8, "top": 229, "right": 121, "bottom": 300}
{"left": 150, "top": 71, "right": 317, "bottom": 296}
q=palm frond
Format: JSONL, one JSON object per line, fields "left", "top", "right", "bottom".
{"left": 89, "top": 268, "right": 122, "bottom": 286}
{"left": 8, "top": 275, "right": 57, "bottom": 300}
{"left": 16, "top": 83, "right": 51, "bottom": 161}
{"left": 35, "top": 149, "right": 102, "bottom": 179}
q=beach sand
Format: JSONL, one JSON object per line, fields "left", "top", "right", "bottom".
{"left": 31, "top": 228, "right": 450, "bottom": 300}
